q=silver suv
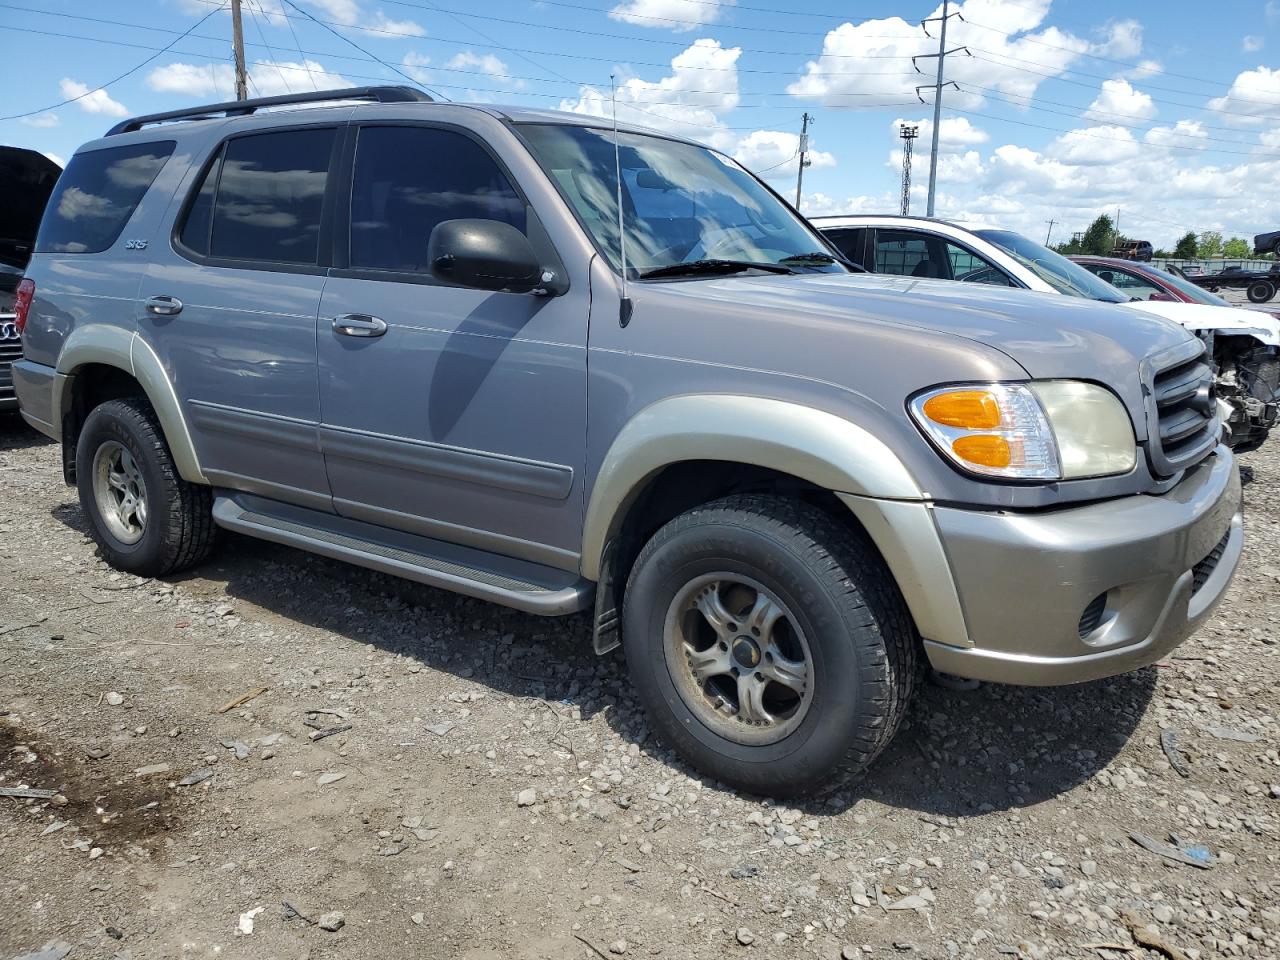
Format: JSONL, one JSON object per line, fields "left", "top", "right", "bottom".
{"left": 12, "top": 87, "right": 1243, "bottom": 797}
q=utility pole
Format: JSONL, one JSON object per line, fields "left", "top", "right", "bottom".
{"left": 231, "top": 0, "right": 249, "bottom": 101}
{"left": 899, "top": 124, "right": 919, "bottom": 216}
{"left": 795, "top": 112, "right": 812, "bottom": 210}
{"left": 1044, "top": 219, "right": 1057, "bottom": 246}
{"left": 915, "top": 0, "right": 967, "bottom": 217}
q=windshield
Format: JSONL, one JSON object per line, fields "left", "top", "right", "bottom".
{"left": 1153, "top": 266, "right": 1233, "bottom": 306}
{"left": 518, "top": 123, "right": 846, "bottom": 278}
{"left": 975, "top": 229, "right": 1128, "bottom": 303}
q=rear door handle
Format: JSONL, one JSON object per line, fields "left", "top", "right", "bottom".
{"left": 332, "top": 314, "right": 388, "bottom": 338}
{"left": 144, "top": 295, "right": 183, "bottom": 316}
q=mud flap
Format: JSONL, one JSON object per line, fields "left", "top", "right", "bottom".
{"left": 592, "top": 539, "right": 622, "bottom": 655}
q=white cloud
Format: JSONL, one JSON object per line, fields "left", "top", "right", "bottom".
{"left": 1243, "top": 35, "right": 1264, "bottom": 53}
{"left": 1126, "top": 59, "right": 1163, "bottom": 80}
{"left": 1091, "top": 19, "right": 1143, "bottom": 58}
{"left": 734, "top": 130, "right": 835, "bottom": 179}
{"left": 1144, "top": 120, "right": 1208, "bottom": 150}
{"left": 43, "top": 152, "right": 66, "bottom": 168}
{"left": 1047, "top": 125, "right": 1141, "bottom": 165}
{"left": 146, "top": 59, "right": 352, "bottom": 99}
{"left": 1209, "top": 66, "right": 1280, "bottom": 125}
{"left": 608, "top": 0, "right": 734, "bottom": 32}
{"left": 307, "top": 0, "right": 362, "bottom": 24}
{"left": 401, "top": 52, "right": 431, "bottom": 84}
{"left": 788, "top": 1, "right": 1092, "bottom": 111}
{"left": 890, "top": 116, "right": 988, "bottom": 152}
{"left": 1260, "top": 128, "right": 1280, "bottom": 149}
{"left": 1084, "top": 78, "right": 1155, "bottom": 122}
{"left": 59, "top": 78, "right": 128, "bottom": 118}
{"left": 368, "top": 11, "right": 425, "bottom": 37}
{"left": 558, "top": 39, "right": 741, "bottom": 149}
{"left": 20, "top": 112, "right": 60, "bottom": 129}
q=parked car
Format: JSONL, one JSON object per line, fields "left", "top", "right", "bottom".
{"left": 1111, "top": 239, "right": 1153, "bottom": 262}
{"left": 1175, "top": 264, "right": 1279, "bottom": 304}
{"left": 0, "top": 146, "right": 61, "bottom": 412}
{"left": 1254, "top": 229, "right": 1280, "bottom": 257}
{"left": 14, "top": 88, "right": 1243, "bottom": 797}
{"left": 1071, "top": 256, "right": 1280, "bottom": 451}
{"left": 815, "top": 215, "right": 1280, "bottom": 451}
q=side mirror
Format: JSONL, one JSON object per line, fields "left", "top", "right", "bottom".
{"left": 428, "top": 219, "right": 543, "bottom": 294}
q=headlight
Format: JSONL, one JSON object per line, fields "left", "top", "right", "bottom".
{"left": 909, "top": 381, "right": 1136, "bottom": 481}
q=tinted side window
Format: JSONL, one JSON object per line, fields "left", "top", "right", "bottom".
{"left": 874, "top": 230, "right": 931, "bottom": 276}
{"left": 350, "top": 126, "right": 525, "bottom": 273}
{"left": 1084, "top": 264, "right": 1163, "bottom": 300}
{"left": 945, "top": 241, "right": 1015, "bottom": 286}
{"left": 208, "top": 128, "right": 335, "bottom": 264}
{"left": 36, "top": 141, "right": 175, "bottom": 254}
{"left": 179, "top": 147, "right": 221, "bottom": 256}
{"left": 823, "top": 228, "right": 865, "bottom": 265}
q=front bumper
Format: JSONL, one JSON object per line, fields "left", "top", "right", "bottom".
{"left": 923, "top": 447, "right": 1241, "bottom": 685}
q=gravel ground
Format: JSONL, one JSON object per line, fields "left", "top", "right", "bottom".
{"left": 1, "top": 414, "right": 1277, "bottom": 960}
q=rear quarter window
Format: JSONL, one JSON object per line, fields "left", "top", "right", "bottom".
{"left": 35, "top": 141, "right": 175, "bottom": 254}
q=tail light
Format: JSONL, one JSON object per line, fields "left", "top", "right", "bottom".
{"left": 14, "top": 278, "right": 34, "bottom": 334}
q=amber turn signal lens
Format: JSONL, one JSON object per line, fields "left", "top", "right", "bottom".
{"left": 922, "top": 390, "right": 1002, "bottom": 430}
{"left": 951, "top": 434, "right": 1012, "bottom": 468}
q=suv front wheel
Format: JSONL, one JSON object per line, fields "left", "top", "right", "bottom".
{"left": 76, "top": 397, "right": 216, "bottom": 577}
{"left": 622, "top": 495, "right": 918, "bottom": 798}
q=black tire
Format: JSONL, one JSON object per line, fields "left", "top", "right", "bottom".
{"left": 1247, "top": 280, "right": 1275, "bottom": 304}
{"left": 621, "top": 495, "right": 918, "bottom": 798}
{"left": 76, "top": 397, "right": 216, "bottom": 577}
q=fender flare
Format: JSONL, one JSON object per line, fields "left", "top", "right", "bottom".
{"left": 54, "top": 327, "right": 207, "bottom": 484}
{"left": 580, "top": 394, "right": 923, "bottom": 580}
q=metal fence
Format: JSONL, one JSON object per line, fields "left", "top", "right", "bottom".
{"left": 1153, "top": 258, "right": 1278, "bottom": 274}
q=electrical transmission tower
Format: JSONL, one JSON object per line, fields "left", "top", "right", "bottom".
{"left": 913, "top": 0, "right": 970, "bottom": 217}
{"left": 899, "top": 124, "right": 919, "bottom": 215}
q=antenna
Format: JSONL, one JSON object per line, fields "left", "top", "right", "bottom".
{"left": 611, "top": 75, "right": 633, "bottom": 328}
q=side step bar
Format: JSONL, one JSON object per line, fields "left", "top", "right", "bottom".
{"left": 212, "top": 494, "right": 593, "bottom": 616}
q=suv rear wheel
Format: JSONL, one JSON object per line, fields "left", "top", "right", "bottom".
{"left": 622, "top": 495, "right": 917, "bottom": 798}
{"left": 76, "top": 397, "right": 216, "bottom": 577}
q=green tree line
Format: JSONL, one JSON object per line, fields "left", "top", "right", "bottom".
{"left": 1051, "top": 214, "right": 1269, "bottom": 260}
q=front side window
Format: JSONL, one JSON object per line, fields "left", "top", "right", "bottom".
{"left": 976, "top": 229, "right": 1128, "bottom": 303}
{"left": 822, "top": 228, "right": 865, "bottom": 266}
{"left": 1081, "top": 264, "right": 1164, "bottom": 300}
{"left": 180, "top": 128, "right": 334, "bottom": 264}
{"left": 946, "top": 242, "right": 1014, "bottom": 286}
{"left": 349, "top": 126, "right": 525, "bottom": 273}
{"left": 518, "top": 123, "right": 845, "bottom": 277}
{"left": 36, "top": 141, "right": 175, "bottom": 254}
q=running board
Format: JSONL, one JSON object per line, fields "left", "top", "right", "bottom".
{"left": 212, "top": 494, "right": 593, "bottom": 616}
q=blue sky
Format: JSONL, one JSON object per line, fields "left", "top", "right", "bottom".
{"left": 2, "top": 0, "right": 1278, "bottom": 248}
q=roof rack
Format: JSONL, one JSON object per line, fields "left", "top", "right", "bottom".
{"left": 105, "top": 85, "right": 432, "bottom": 137}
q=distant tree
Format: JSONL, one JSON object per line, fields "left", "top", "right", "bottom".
{"left": 1222, "top": 236, "right": 1250, "bottom": 258}
{"left": 1152, "top": 248, "right": 1171, "bottom": 259}
{"left": 1197, "top": 231, "right": 1224, "bottom": 259}
{"left": 1173, "top": 231, "right": 1198, "bottom": 259}
{"left": 1081, "top": 214, "right": 1116, "bottom": 255}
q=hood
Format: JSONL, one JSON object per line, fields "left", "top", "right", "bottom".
{"left": 652, "top": 271, "right": 1197, "bottom": 426}
{"left": 684, "top": 271, "right": 1195, "bottom": 373}
{"left": 1122, "top": 299, "right": 1280, "bottom": 347}
{"left": 0, "top": 146, "right": 61, "bottom": 271}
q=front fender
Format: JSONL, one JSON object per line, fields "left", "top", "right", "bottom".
{"left": 54, "top": 327, "right": 206, "bottom": 484}
{"left": 581, "top": 394, "right": 923, "bottom": 580}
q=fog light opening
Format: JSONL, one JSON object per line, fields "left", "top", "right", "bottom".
{"left": 1078, "top": 592, "right": 1108, "bottom": 639}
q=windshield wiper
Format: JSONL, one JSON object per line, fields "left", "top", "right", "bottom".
{"left": 778, "top": 251, "right": 865, "bottom": 272}
{"left": 637, "top": 259, "right": 794, "bottom": 280}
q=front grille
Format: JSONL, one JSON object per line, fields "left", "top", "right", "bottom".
{"left": 1191, "top": 529, "right": 1231, "bottom": 595}
{"left": 1144, "top": 341, "right": 1220, "bottom": 477}
{"left": 0, "top": 339, "right": 20, "bottom": 394}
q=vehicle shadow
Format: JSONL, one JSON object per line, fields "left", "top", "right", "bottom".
{"left": 0, "top": 413, "right": 54, "bottom": 452}
{"left": 47, "top": 505, "right": 1156, "bottom": 819}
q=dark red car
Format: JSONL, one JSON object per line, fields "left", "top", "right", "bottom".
{"left": 1070, "top": 255, "right": 1280, "bottom": 321}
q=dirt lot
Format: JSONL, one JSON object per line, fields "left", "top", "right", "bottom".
{"left": 1, "top": 414, "right": 1277, "bottom": 960}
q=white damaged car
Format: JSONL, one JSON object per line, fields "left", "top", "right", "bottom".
{"left": 815, "top": 215, "right": 1280, "bottom": 451}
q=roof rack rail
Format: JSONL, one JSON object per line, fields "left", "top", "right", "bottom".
{"left": 105, "top": 85, "right": 432, "bottom": 137}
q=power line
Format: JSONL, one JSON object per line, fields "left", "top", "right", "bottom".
{"left": 244, "top": 0, "right": 293, "bottom": 94}
{"left": 0, "top": 2, "right": 229, "bottom": 122}
{"left": 274, "top": 0, "right": 448, "bottom": 99}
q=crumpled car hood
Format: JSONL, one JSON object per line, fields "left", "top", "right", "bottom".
{"left": 1123, "top": 299, "right": 1280, "bottom": 347}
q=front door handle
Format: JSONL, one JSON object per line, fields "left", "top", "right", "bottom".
{"left": 332, "top": 314, "right": 388, "bottom": 338}
{"left": 145, "top": 295, "right": 183, "bottom": 316}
